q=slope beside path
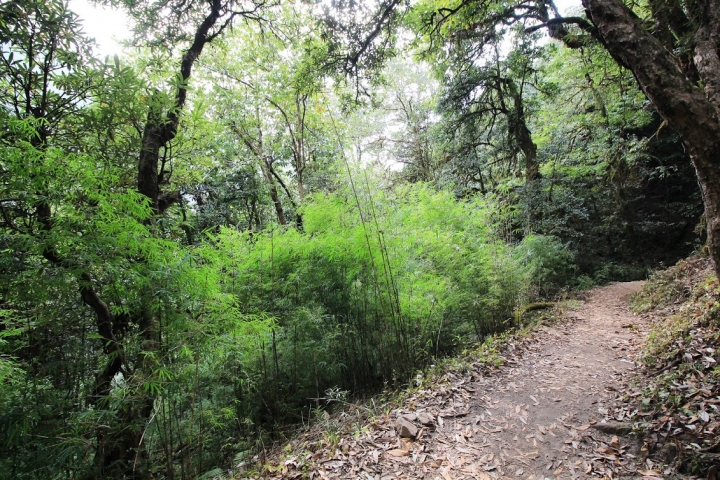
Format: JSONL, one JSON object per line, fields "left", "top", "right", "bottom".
{"left": 248, "top": 282, "right": 657, "bottom": 480}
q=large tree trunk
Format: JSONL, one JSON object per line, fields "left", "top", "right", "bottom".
{"left": 512, "top": 93, "right": 539, "bottom": 182}
{"left": 582, "top": 0, "right": 720, "bottom": 276}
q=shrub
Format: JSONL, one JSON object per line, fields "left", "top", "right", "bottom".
{"left": 516, "top": 234, "right": 576, "bottom": 298}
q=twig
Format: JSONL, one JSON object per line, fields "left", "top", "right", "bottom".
{"left": 649, "top": 357, "right": 682, "bottom": 376}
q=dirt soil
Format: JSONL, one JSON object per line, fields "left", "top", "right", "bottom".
{"left": 249, "top": 282, "right": 668, "bottom": 480}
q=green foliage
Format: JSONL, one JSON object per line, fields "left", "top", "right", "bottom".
{"left": 202, "top": 180, "right": 537, "bottom": 430}
{"left": 400, "top": 1, "right": 702, "bottom": 280}
{"left": 515, "top": 234, "right": 575, "bottom": 298}
{"left": 522, "top": 43, "right": 701, "bottom": 276}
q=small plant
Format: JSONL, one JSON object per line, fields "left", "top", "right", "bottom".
{"left": 324, "top": 386, "right": 349, "bottom": 405}
{"left": 352, "top": 422, "right": 368, "bottom": 439}
{"left": 323, "top": 431, "right": 340, "bottom": 451}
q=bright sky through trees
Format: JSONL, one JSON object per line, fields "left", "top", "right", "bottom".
{"left": 68, "top": 0, "right": 131, "bottom": 56}
{"left": 68, "top": 0, "right": 582, "bottom": 57}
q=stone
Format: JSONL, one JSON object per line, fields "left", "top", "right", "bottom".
{"left": 660, "top": 442, "right": 679, "bottom": 465}
{"left": 396, "top": 416, "right": 419, "bottom": 438}
{"left": 591, "top": 421, "right": 632, "bottom": 435}
{"left": 400, "top": 413, "right": 417, "bottom": 422}
{"left": 417, "top": 412, "right": 434, "bottom": 426}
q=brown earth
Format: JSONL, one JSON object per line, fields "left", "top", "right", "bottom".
{"left": 244, "top": 282, "right": 678, "bottom": 480}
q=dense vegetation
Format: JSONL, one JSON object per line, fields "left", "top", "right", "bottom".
{"left": 0, "top": 0, "right": 709, "bottom": 478}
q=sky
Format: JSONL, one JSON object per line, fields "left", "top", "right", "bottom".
{"left": 68, "top": 0, "right": 583, "bottom": 57}
{"left": 68, "top": 0, "right": 132, "bottom": 57}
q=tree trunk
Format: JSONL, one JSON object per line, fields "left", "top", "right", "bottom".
{"left": 259, "top": 158, "right": 288, "bottom": 226}
{"left": 582, "top": 0, "right": 720, "bottom": 276}
{"left": 235, "top": 119, "right": 288, "bottom": 226}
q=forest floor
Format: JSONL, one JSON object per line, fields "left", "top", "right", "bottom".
{"left": 243, "top": 282, "right": 690, "bottom": 480}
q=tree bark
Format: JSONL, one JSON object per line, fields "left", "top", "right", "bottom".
{"left": 582, "top": 0, "right": 720, "bottom": 276}
{"left": 510, "top": 89, "right": 539, "bottom": 182}
{"left": 138, "top": 0, "right": 223, "bottom": 213}
{"left": 259, "top": 157, "right": 288, "bottom": 225}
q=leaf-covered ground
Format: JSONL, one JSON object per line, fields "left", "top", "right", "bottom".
{"left": 234, "top": 279, "right": 714, "bottom": 479}
{"left": 612, "top": 256, "right": 720, "bottom": 478}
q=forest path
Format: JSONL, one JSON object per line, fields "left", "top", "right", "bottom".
{"left": 255, "top": 282, "right": 653, "bottom": 479}
{"left": 381, "top": 281, "right": 649, "bottom": 480}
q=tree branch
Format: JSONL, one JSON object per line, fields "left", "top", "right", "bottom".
{"left": 524, "top": 16, "right": 596, "bottom": 34}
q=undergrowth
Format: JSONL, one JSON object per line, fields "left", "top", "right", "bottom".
{"left": 631, "top": 256, "right": 702, "bottom": 314}
{"left": 627, "top": 255, "right": 720, "bottom": 474}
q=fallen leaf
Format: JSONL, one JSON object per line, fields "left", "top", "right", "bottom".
{"left": 386, "top": 449, "right": 409, "bottom": 457}
{"left": 441, "top": 467, "right": 453, "bottom": 480}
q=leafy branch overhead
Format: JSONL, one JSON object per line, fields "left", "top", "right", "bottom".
{"left": 411, "top": 0, "right": 596, "bottom": 50}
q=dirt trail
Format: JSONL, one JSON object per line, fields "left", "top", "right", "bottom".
{"left": 435, "top": 281, "right": 648, "bottom": 479}
{"left": 389, "top": 281, "right": 649, "bottom": 480}
{"left": 254, "top": 282, "right": 652, "bottom": 479}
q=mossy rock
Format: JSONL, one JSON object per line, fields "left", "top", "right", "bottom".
{"left": 514, "top": 302, "right": 555, "bottom": 324}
